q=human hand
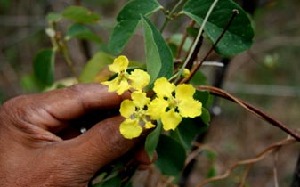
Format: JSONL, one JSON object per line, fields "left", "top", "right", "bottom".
{"left": 0, "top": 84, "right": 148, "bottom": 187}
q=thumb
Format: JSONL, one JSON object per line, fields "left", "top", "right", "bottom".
{"left": 56, "top": 116, "right": 138, "bottom": 175}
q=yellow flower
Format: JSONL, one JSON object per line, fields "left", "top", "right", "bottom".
{"left": 119, "top": 119, "right": 143, "bottom": 140}
{"left": 102, "top": 55, "right": 130, "bottom": 94}
{"left": 128, "top": 69, "right": 150, "bottom": 92}
{"left": 102, "top": 55, "right": 150, "bottom": 95}
{"left": 150, "top": 77, "right": 202, "bottom": 130}
{"left": 119, "top": 92, "right": 154, "bottom": 139}
{"left": 153, "top": 77, "right": 175, "bottom": 98}
{"left": 109, "top": 55, "right": 128, "bottom": 73}
{"left": 147, "top": 98, "right": 168, "bottom": 120}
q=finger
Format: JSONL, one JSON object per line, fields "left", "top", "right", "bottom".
{"left": 13, "top": 84, "right": 128, "bottom": 131}
{"left": 55, "top": 116, "right": 139, "bottom": 174}
{"left": 134, "top": 148, "right": 157, "bottom": 166}
{"left": 37, "top": 84, "right": 125, "bottom": 120}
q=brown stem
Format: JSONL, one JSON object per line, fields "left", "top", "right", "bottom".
{"left": 181, "top": 9, "right": 239, "bottom": 84}
{"left": 197, "top": 85, "right": 300, "bottom": 141}
{"left": 75, "top": 0, "right": 81, "bottom": 5}
{"left": 196, "top": 137, "right": 296, "bottom": 187}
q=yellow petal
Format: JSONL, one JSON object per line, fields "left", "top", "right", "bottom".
{"left": 119, "top": 119, "right": 143, "bottom": 139}
{"left": 161, "top": 109, "right": 182, "bottom": 131}
{"left": 144, "top": 121, "right": 155, "bottom": 129}
{"left": 129, "top": 69, "right": 150, "bottom": 91}
{"left": 116, "top": 78, "right": 130, "bottom": 95}
{"left": 153, "top": 77, "right": 175, "bottom": 98}
{"left": 109, "top": 55, "right": 129, "bottom": 73}
{"left": 178, "top": 99, "right": 202, "bottom": 118}
{"left": 175, "top": 84, "right": 195, "bottom": 101}
{"left": 131, "top": 92, "right": 150, "bottom": 109}
{"left": 147, "top": 98, "right": 168, "bottom": 120}
{"left": 120, "top": 100, "right": 135, "bottom": 118}
{"left": 101, "top": 78, "right": 119, "bottom": 93}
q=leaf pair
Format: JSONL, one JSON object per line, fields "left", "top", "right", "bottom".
{"left": 109, "top": 0, "right": 254, "bottom": 57}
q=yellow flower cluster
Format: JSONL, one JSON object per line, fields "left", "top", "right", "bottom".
{"left": 102, "top": 55, "right": 150, "bottom": 94}
{"left": 102, "top": 56, "right": 202, "bottom": 139}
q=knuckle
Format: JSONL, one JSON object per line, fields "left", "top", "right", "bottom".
{"left": 1, "top": 95, "right": 35, "bottom": 126}
{"left": 2, "top": 95, "right": 31, "bottom": 115}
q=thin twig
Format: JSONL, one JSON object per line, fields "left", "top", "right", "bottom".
{"left": 181, "top": 9, "right": 239, "bottom": 84}
{"left": 61, "top": 41, "right": 79, "bottom": 78}
{"left": 175, "top": 0, "right": 219, "bottom": 84}
{"left": 273, "top": 149, "right": 280, "bottom": 187}
{"left": 197, "top": 85, "right": 300, "bottom": 141}
{"left": 238, "top": 164, "right": 252, "bottom": 187}
{"left": 196, "top": 137, "right": 296, "bottom": 187}
{"left": 160, "top": 0, "right": 184, "bottom": 32}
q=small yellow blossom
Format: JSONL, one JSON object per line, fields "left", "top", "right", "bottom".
{"left": 119, "top": 92, "right": 154, "bottom": 139}
{"left": 109, "top": 55, "right": 128, "bottom": 73}
{"left": 102, "top": 55, "right": 130, "bottom": 94}
{"left": 128, "top": 69, "right": 150, "bottom": 92}
{"left": 150, "top": 77, "right": 202, "bottom": 131}
{"left": 102, "top": 55, "right": 150, "bottom": 95}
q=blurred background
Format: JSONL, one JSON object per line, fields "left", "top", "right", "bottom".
{"left": 0, "top": 0, "right": 299, "bottom": 186}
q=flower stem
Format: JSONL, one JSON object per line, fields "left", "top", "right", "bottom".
{"left": 60, "top": 41, "right": 79, "bottom": 79}
{"left": 181, "top": 9, "right": 239, "bottom": 84}
{"left": 174, "top": 0, "right": 219, "bottom": 84}
{"left": 160, "top": 0, "right": 184, "bottom": 33}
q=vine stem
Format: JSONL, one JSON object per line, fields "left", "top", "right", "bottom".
{"left": 160, "top": 0, "right": 184, "bottom": 33}
{"left": 60, "top": 41, "right": 79, "bottom": 78}
{"left": 174, "top": 0, "right": 219, "bottom": 83}
{"left": 197, "top": 85, "right": 300, "bottom": 141}
{"left": 196, "top": 137, "right": 296, "bottom": 187}
{"left": 180, "top": 9, "right": 239, "bottom": 84}
{"left": 48, "top": 21, "right": 79, "bottom": 80}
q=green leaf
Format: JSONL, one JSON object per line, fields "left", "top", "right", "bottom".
{"left": 190, "top": 71, "right": 207, "bottom": 86}
{"left": 168, "top": 34, "right": 193, "bottom": 54}
{"left": 46, "top": 12, "right": 62, "bottom": 22}
{"left": 66, "top": 23, "right": 101, "bottom": 43}
{"left": 156, "top": 134, "right": 186, "bottom": 178}
{"left": 182, "top": 0, "right": 254, "bottom": 56}
{"left": 79, "top": 52, "right": 114, "bottom": 83}
{"left": 108, "top": 0, "right": 161, "bottom": 55}
{"left": 200, "top": 107, "right": 211, "bottom": 125}
{"left": 62, "top": 5, "right": 100, "bottom": 24}
{"left": 145, "top": 121, "right": 162, "bottom": 160}
{"left": 194, "top": 90, "right": 210, "bottom": 108}
{"left": 142, "top": 16, "right": 174, "bottom": 84}
{"left": 20, "top": 74, "right": 44, "bottom": 92}
{"left": 170, "top": 118, "right": 208, "bottom": 151}
{"left": 0, "top": 0, "right": 11, "bottom": 11}
{"left": 186, "top": 27, "right": 199, "bottom": 37}
{"left": 108, "top": 20, "right": 139, "bottom": 55}
{"left": 117, "top": 0, "right": 161, "bottom": 21}
{"left": 33, "top": 49, "right": 55, "bottom": 86}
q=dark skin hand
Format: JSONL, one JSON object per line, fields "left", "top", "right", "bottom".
{"left": 0, "top": 84, "right": 149, "bottom": 187}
